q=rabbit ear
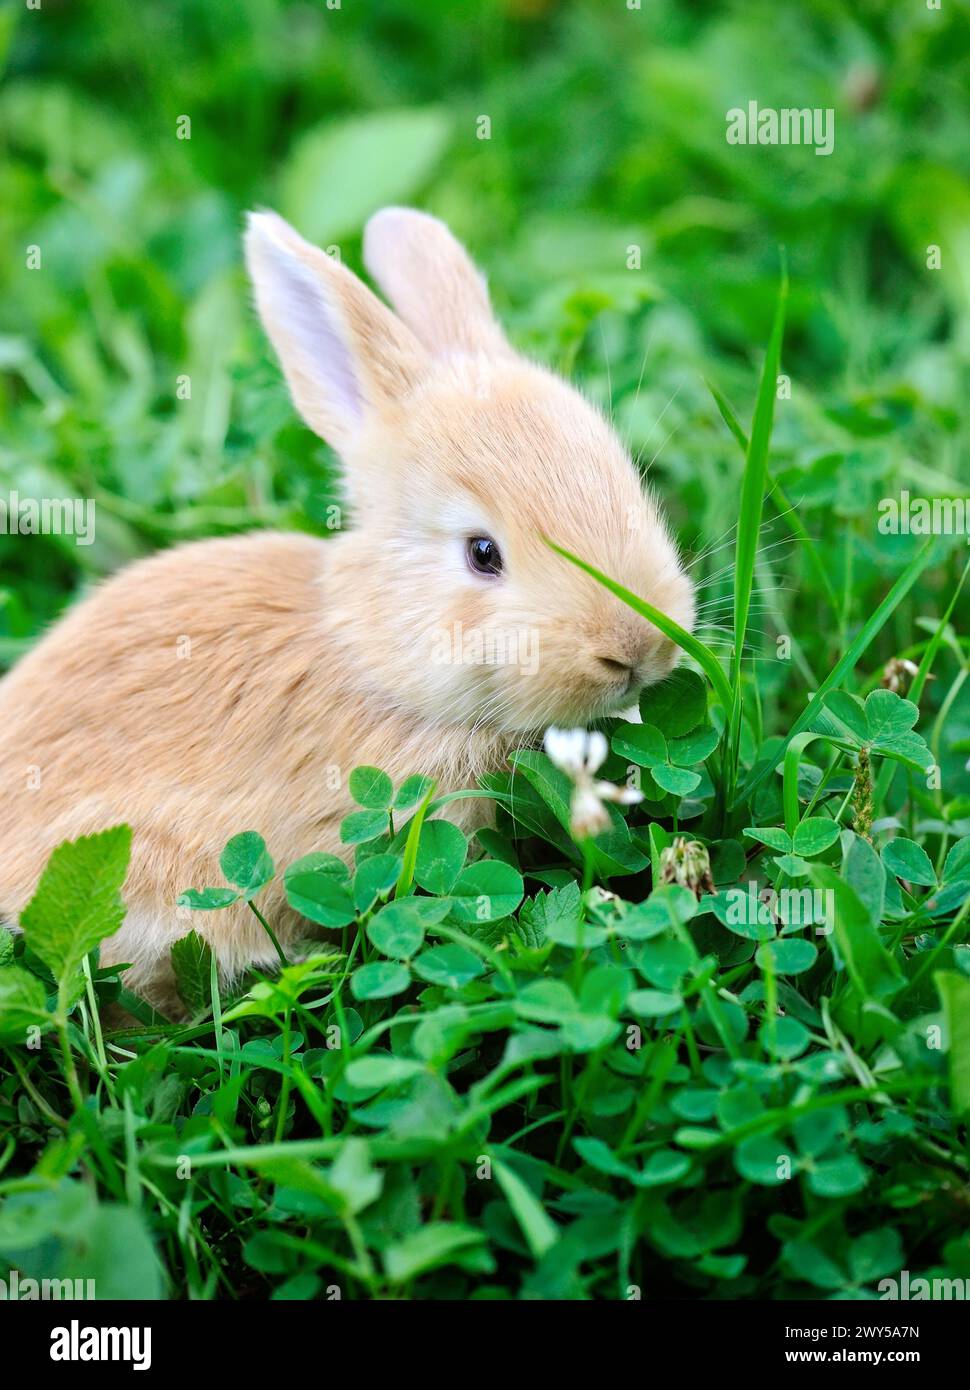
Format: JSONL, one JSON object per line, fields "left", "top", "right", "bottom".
{"left": 363, "top": 207, "right": 509, "bottom": 358}
{"left": 244, "top": 210, "right": 427, "bottom": 452}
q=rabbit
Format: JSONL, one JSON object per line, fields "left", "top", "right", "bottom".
{"left": 0, "top": 207, "right": 695, "bottom": 1015}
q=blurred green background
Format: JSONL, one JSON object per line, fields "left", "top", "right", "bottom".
{"left": 1, "top": 0, "right": 968, "bottom": 738}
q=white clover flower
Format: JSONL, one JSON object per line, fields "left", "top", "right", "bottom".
{"left": 543, "top": 727, "right": 608, "bottom": 778}
{"left": 543, "top": 726, "right": 643, "bottom": 842}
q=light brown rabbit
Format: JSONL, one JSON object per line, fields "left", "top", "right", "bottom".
{"left": 0, "top": 208, "right": 694, "bottom": 1013}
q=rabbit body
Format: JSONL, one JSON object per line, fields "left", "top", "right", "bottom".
{"left": 0, "top": 207, "right": 694, "bottom": 1012}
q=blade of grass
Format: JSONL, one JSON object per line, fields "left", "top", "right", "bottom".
{"left": 544, "top": 539, "right": 733, "bottom": 711}
{"left": 722, "top": 266, "right": 788, "bottom": 817}
{"left": 394, "top": 778, "right": 438, "bottom": 898}
{"left": 731, "top": 264, "right": 788, "bottom": 700}
{"left": 706, "top": 377, "right": 839, "bottom": 617}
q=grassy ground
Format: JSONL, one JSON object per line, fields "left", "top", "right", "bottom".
{"left": 1, "top": 0, "right": 969, "bottom": 1300}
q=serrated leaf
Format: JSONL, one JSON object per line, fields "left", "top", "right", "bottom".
{"left": 0, "top": 966, "right": 51, "bottom": 1043}
{"left": 21, "top": 827, "right": 131, "bottom": 985}
{"left": 170, "top": 931, "right": 213, "bottom": 1016}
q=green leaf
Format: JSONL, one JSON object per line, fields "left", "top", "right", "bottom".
{"left": 808, "top": 1154, "right": 868, "bottom": 1198}
{"left": 394, "top": 774, "right": 436, "bottom": 810}
{"left": 943, "top": 839, "right": 970, "bottom": 884}
{"left": 340, "top": 809, "right": 389, "bottom": 845}
{"left": 383, "top": 1222, "right": 486, "bottom": 1284}
{"left": 810, "top": 865, "right": 904, "bottom": 1000}
{"left": 651, "top": 763, "right": 701, "bottom": 796}
{"left": 348, "top": 765, "right": 394, "bottom": 810}
{"left": 639, "top": 668, "right": 709, "bottom": 737}
{"left": 756, "top": 938, "right": 818, "bottom": 975}
{"left": 743, "top": 826, "right": 793, "bottom": 854}
{"left": 63, "top": 1204, "right": 163, "bottom": 1301}
{"left": 21, "top": 826, "right": 132, "bottom": 985}
{"left": 177, "top": 887, "right": 239, "bottom": 911}
{"left": 934, "top": 972, "right": 970, "bottom": 1118}
{"left": 352, "top": 853, "right": 401, "bottom": 913}
{"left": 739, "top": 541, "right": 935, "bottom": 802}
{"left": 492, "top": 1159, "right": 558, "bottom": 1257}
{"left": 350, "top": 961, "right": 411, "bottom": 1001}
{"left": 791, "top": 818, "right": 841, "bottom": 858}
{"left": 842, "top": 832, "right": 885, "bottom": 926}
{"left": 170, "top": 931, "right": 213, "bottom": 1016}
{"left": 344, "top": 1055, "right": 426, "bottom": 1089}
{"left": 848, "top": 1228, "right": 903, "bottom": 1285}
{"left": 280, "top": 107, "right": 451, "bottom": 245}
{"left": 882, "top": 838, "right": 937, "bottom": 888}
{"left": 220, "top": 831, "right": 274, "bottom": 898}
{"left": 519, "top": 881, "right": 583, "bottom": 947}
{"left": 327, "top": 1138, "right": 383, "bottom": 1216}
{"left": 414, "top": 819, "right": 467, "bottom": 895}
{"left": 411, "top": 944, "right": 485, "bottom": 989}
{"left": 823, "top": 690, "right": 870, "bottom": 742}
{"left": 735, "top": 1135, "right": 789, "bottom": 1186}
{"left": 667, "top": 722, "right": 720, "bottom": 766}
{"left": 284, "top": 857, "right": 356, "bottom": 928}
{"left": 611, "top": 721, "right": 667, "bottom": 767}
{"left": 367, "top": 899, "right": 434, "bottom": 959}
{"left": 508, "top": 749, "right": 573, "bottom": 831}
{"left": 628, "top": 987, "right": 683, "bottom": 1017}
{"left": 761, "top": 1015, "right": 810, "bottom": 1059}
{"left": 448, "top": 861, "right": 524, "bottom": 924}
{"left": 0, "top": 966, "right": 51, "bottom": 1043}
{"left": 782, "top": 1240, "right": 845, "bottom": 1290}
{"left": 864, "top": 689, "right": 919, "bottom": 744}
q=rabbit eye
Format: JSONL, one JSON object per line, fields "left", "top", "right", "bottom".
{"left": 466, "top": 535, "right": 503, "bottom": 577}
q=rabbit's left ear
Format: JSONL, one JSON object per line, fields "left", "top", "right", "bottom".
{"left": 363, "top": 207, "right": 510, "bottom": 358}
{"left": 245, "top": 210, "right": 427, "bottom": 455}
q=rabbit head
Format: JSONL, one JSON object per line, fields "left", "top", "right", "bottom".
{"left": 244, "top": 208, "right": 694, "bottom": 736}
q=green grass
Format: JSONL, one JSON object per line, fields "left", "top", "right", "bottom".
{"left": 2, "top": 0, "right": 970, "bottom": 1302}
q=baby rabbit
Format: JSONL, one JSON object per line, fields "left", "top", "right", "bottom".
{"left": 0, "top": 207, "right": 694, "bottom": 1013}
